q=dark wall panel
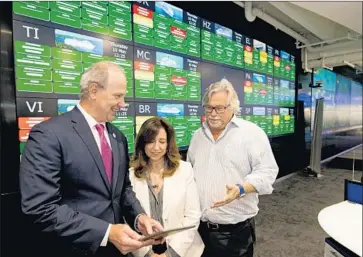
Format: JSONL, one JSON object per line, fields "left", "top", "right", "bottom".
{"left": 1, "top": 1, "right": 19, "bottom": 194}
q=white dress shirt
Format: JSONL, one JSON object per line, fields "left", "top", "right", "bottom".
{"left": 77, "top": 104, "right": 111, "bottom": 151}
{"left": 187, "top": 115, "right": 279, "bottom": 224}
{"left": 76, "top": 104, "right": 112, "bottom": 246}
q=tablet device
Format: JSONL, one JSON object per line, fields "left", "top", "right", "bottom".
{"left": 139, "top": 225, "right": 196, "bottom": 241}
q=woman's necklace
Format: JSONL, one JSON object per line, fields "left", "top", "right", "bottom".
{"left": 147, "top": 168, "right": 164, "bottom": 190}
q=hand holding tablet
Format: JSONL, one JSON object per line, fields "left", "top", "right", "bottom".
{"left": 138, "top": 225, "right": 196, "bottom": 241}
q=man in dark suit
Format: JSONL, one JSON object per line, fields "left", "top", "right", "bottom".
{"left": 19, "top": 61, "right": 163, "bottom": 257}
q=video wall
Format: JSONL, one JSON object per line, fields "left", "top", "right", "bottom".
{"left": 302, "top": 68, "right": 362, "bottom": 136}
{"left": 13, "top": 1, "right": 296, "bottom": 156}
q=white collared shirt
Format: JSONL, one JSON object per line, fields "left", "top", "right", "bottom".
{"left": 77, "top": 104, "right": 111, "bottom": 150}
{"left": 76, "top": 103, "right": 112, "bottom": 246}
{"left": 187, "top": 116, "right": 279, "bottom": 224}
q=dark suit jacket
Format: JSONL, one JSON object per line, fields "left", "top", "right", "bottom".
{"left": 19, "top": 107, "right": 144, "bottom": 257}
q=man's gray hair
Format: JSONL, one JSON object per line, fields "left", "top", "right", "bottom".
{"left": 79, "top": 61, "right": 125, "bottom": 100}
{"left": 202, "top": 78, "right": 240, "bottom": 114}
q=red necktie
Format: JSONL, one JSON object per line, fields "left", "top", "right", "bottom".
{"left": 95, "top": 124, "right": 112, "bottom": 183}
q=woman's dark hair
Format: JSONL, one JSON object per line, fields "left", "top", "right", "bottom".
{"left": 130, "top": 117, "right": 181, "bottom": 178}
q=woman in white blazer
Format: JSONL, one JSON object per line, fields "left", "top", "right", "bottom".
{"left": 129, "top": 117, "right": 204, "bottom": 257}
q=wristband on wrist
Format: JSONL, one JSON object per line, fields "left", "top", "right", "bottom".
{"left": 236, "top": 184, "right": 246, "bottom": 198}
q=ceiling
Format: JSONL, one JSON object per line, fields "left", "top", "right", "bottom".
{"left": 290, "top": 2, "right": 362, "bottom": 35}
{"left": 234, "top": 1, "right": 363, "bottom": 76}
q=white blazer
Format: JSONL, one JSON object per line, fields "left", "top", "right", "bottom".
{"left": 129, "top": 160, "right": 204, "bottom": 257}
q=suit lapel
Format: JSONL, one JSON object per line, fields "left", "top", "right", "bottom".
{"left": 135, "top": 177, "right": 150, "bottom": 215}
{"left": 71, "top": 107, "right": 111, "bottom": 193}
{"left": 107, "top": 124, "right": 120, "bottom": 195}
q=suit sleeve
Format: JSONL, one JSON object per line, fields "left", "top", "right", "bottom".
{"left": 19, "top": 125, "right": 109, "bottom": 253}
{"left": 168, "top": 163, "right": 201, "bottom": 257}
{"left": 119, "top": 135, "right": 145, "bottom": 228}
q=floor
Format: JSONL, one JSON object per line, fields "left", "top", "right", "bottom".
{"left": 254, "top": 167, "right": 354, "bottom": 257}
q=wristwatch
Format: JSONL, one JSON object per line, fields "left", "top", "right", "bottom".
{"left": 236, "top": 184, "right": 246, "bottom": 198}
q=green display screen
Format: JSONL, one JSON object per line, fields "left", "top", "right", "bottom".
{"left": 273, "top": 49, "right": 295, "bottom": 81}
{"left": 135, "top": 103, "right": 202, "bottom": 147}
{"left": 133, "top": 47, "right": 201, "bottom": 102}
{"left": 243, "top": 39, "right": 274, "bottom": 75}
{"left": 244, "top": 72, "right": 274, "bottom": 105}
{"left": 111, "top": 103, "right": 136, "bottom": 153}
{"left": 133, "top": 2, "right": 200, "bottom": 57}
{"left": 13, "top": 28, "right": 134, "bottom": 96}
{"left": 201, "top": 19, "right": 244, "bottom": 69}
{"left": 13, "top": 1, "right": 296, "bottom": 156}
{"left": 13, "top": 1, "right": 132, "bottom": 41}
{"left": 273, "top": 78, "right": 295, "bottom": 107}
{"left": 240, "top": 106, "right": 294, "bottom": 136}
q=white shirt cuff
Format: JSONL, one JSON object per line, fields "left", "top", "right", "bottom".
{"left": 134, "top": 213, "right": 146, "bottom": 232}
{"left": 100, "top": 224, "right": 111, "bottom": 247}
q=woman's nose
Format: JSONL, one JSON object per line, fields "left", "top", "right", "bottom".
{"left": 153, "top": 142, "right": 161, "bottom": 150}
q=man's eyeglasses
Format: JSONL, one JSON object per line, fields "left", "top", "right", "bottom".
{"left": 203, "top": 104, "right": 230, "bottom": 114}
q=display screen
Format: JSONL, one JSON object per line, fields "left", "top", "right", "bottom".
{"left": 274, "top": 50, "right": 295, "bottom": 81}
{"left": 310, "top": 68, "right": 362, "bottom": 135}
{"left": 133, "top": 2, "right": 200, "bottom": 57}
{"left": 12, "top": 1, "right": 297, "bottom": 157}
{"left": 201, "top": 19, "right": 244, "bottom": 68}
{"left": 244, "top": 72, "right": 274, "bottom": 105}
{"left": 14, "top": 21, "right": 134, "bottom": 96}
{"left": 135, "top": 102, "right": 202, "bottom": 147}
{"left": 133, "top": 47, "right": 201, "bottom": 102}
{"left": 350, "top": 81, "right": 363, "bottom": 127}
{"left": 201, "top": 62, "right": 295, "bottom": 136}
{"left": 273, "top": 78, "right": 295, "bottom": 107}
{"left": 335, "top": 75, "right": 351, "bottom": 129}
{"left": 314, "top": 67, "right": 337, "bottom": 92}
{"left": 244, "top": 39, "right": 274, "bottom": 75}
{"left": 14, "top": 1, "right": 133, "bottom": 41}
{"left": 240, "top": 107, "right": 294, "bottom": 136}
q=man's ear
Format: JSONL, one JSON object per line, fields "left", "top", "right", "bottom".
{"left": 89, "top": 83, "right": 99, "bottom": 99}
